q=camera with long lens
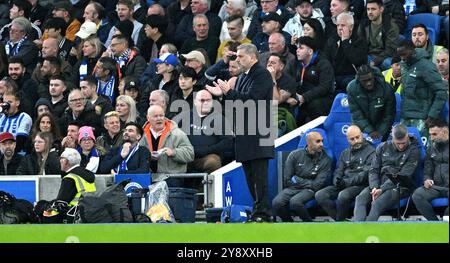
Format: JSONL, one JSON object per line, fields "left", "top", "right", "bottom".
{"left": 0, "top": 102, "right": 10, "bottom": 113}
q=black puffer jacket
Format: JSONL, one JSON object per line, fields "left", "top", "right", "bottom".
{"left": 369, "top": 136, "right": 421, "bottom": 192}
{"left": 333, "top": 141, "right": 376, "bottom": 187}
{"left": 16, "top": 150, "right": 61, "bottom": 175}
{"left": 424, "top": 141, "right": 449, "bottom": 188}
{"left": 284, "top": 147, "right": 332, "bottom": 191}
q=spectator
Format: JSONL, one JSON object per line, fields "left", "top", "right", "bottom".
{"left": 180, "top": 14, "right": 220, "bottom": 65}
{"left": 177, "top": 90, "right": 233, "bottom": 174}
{"left": 94, "top": 56, "right": 119, "bottom": 104}
{"left": 61, "top": 121, "right": 81, "bottom": 150}
{"left": 347, "top": 65, "right": 396, "bottom": 141}
{"left": 283, "top": 0, "right": 325, "bottom": 44}
{"left": 138, "top": 14, "right": 170, "bottom": 63}
{"left": 205, "top": 42, "right": 243, "bottom": 85}
{"left": 107, "top": 34, "right": 146, "bottom": 80}
{"left": 99, "top": 121, "right": 150, "bottom": 175}
{"left": 0, "top": 132, "right": 22, "bottom": 175}
{"left": 169, "top": 66, "right": 200, "bottom": 118}
{"left": 7, "top": 57, "right": 38, "bottom": 118}
{"left": 315, "top": 125, "right": 375, "bottom": 221}
{"left": 206, "top": 43, "right": 275, "bottom": 222}
{"left": 252, "top": 12, "right": 292, "bottom": 53}
{"left": 105, "top": 0, "right": 143, "bottom": 47}
{"left": 181, "top": 50, "right": 208, "bottom": 88}
{"left": 140, "top": 43, "right": 178, "bottom": 87}
{"left": 353, "top": 124, "right": 420, "bottom": 221}
{"left": 294, "top": 36, "right": 334, "bottom": 126}
{"left": 0, "top": 0, "right": 42, "bottom": 41}
{"left": 411, "top": 24, "right": 444, "bottom": 64}
{"left": 397, "top": 40, "right": 447, "bottom": 139}
{"left": 379, "top": 0, "right": 406, "bottom": 34}
{"left": 32, "top": 56, "right": 71, "bottom": 99}
{"left": 382, "top": 54, "right": 402, "bottom": 93}
{"left": 218, "top": 0, "right": 253, "bottom": 43}
{"left": 324, "top": 12, "right": 367, "bottom": 94}
{"left": 57, "top": 147, "right": 96, "bottom": 206}
{"left": 16, "top": 131, "right": 61, "bottom": 175}
{"left": 34, "top": 98, "right": 53, "bottom": 118}
{"left": 96, "top": 111, "right": 124, "bottom": 152}
{"left": 216, "top": 15, "right": 252, "bottom": 62}
{"left": 59, "top": 89, "right": 102, "bottom": 137}
{"left": 48, "top": 75, "right": 68, "bottom": 120}
{"left": 27, "top": 112, "right": 62, "bottom": 154}
{"left": 83, "top": 1, "right": 112, "bottom": 44}
{"left": 272, "top": 131, "right": 332, "bottom": 222}
{"left": 412, "top": 119, "right": 449, "bottom": 221}
{"left": 166, "top": 0, "right": 192, "bottom": 38}
{"left": 173, "top": 0, "right": 222, "bottom": 48}
{"left": 3, "top": 17, "right": 39, "bottom": 73}
{"left": 358, "top": 0, "right": 399, "bottom": 71}
{"left": 77, "top": 126, "right": 105, "bottom": 173}
{"left": 324, "top": 0, "right": 351, "bottom": 39}
{"left": 42, "top": 17, "right": 74, "bottom": 61}
{"left": 71, "top": 36, "right": 104, "bottom": 85}
{"left": 0, "top": 89, "right": 32, "bottom": 155}
{"left": 140, "top": 105, "right": 194, "bottom": 186}
{"left": 218, "top": 0, "right": 257, "bottom": 24}
{"left": 436, "top": 48, "right": 449, "bottom": 82}
{"left": 259, "top": 32, "right": 298, "bottom": 78}
{"left": 115, "top": 94, "right": 141, "bottom": 128}
{"left": 301, "top": 18, "right": 325, "bottom": 51}
{"left": 123, "top": 77, "right": 141, "bottom": 103}
{"left": 246, "top": 0, "right": 292, "bottom": 40}
{"left": 0, "top": 1, "right": 9, "bottom": 29}
{"left": 80, "top": 75, "right": 114, "bottom": 121}
{"left": 51, "top": 0, "right": 81, "bottom": 42}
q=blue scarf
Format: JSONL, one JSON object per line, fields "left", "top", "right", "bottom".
{"left": 115, "top": 49, "right": 131, "bottom": 68}
{"left": 115, "top": 145, "right": 139, "bottom": 173}
{"left": 97, "top": 76, "right": 115, "bottom": 103}
{"left": 5, "top": 36, "right": 26, "bottom": 56}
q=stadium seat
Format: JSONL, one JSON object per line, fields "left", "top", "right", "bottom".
{"left": 431, "top": 198, "right": 449, "bottom": 208}
{"left": 323, "top": 93, "right": 352, "bottom": 160}
{"left": 442, "top": 100, "right": 449, "bottom": 124}
{"left": 395, "top": 92, "right": 401, "bottom": 123}
{"left": 404, "top": 13, "right": 441, "bottom": 44}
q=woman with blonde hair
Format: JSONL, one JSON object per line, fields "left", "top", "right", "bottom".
{"left": 115, "top": 95, "right": 142, "bottom": 128}
{"left": 17, "top": 132, "right": 61, "bottom": 175}
{"left": 72, "top": 36, "right": 105, "bottom": 84}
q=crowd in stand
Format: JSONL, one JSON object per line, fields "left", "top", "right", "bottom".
{"left": 0, "top": 0, "right": 448, "bottom": 222}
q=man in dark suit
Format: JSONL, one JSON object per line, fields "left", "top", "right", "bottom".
{"left": 207, "top": 43, "right": 275, "bottom": 222}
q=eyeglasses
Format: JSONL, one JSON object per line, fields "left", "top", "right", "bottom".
{"left": 69, "top": 98, "right": 86, "bottom": 103}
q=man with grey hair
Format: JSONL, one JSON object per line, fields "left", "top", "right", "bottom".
{"left": 353, "top": 123, "right": 421, "bottom": 221}
{"left": 324, "top": 12, "right": 367, "bottom": 94}
{"left": 174, "top": 0, "right": 222, "bottom": 47}
{"left": 56, "top": 148, "right": 96, "bottom": 206}
{"left": 259, "top": 32, "right": 298, "bottom": 78}
{"left": 436, "top": 48, "right": 449, "bottom": 81}
{"left": 206, "top": 43, "right": 275, "bottom": 222}
{"left": 180, "top": 14, "right": 220, "bottom": 64}
{"left": 2, "top": 17, "right": 39, "bottom": 73}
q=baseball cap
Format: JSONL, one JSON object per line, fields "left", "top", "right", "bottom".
{"left": 181, "top": 50, "right": 206, "bottom": 65}
{"left": 124, "top": 80, "right": 139, "bottom": 91}
{"left": 0, "top": 132, "right": 15, "bottom": 143}
{"left": 261, "top": 12, "right": 281, "bottom": 23}
{"left": 78, "top": 126, "right": 96, "bottom": 143}
{"left": 153, "top": 53, "right": 178, "bottom": 67}
{"left": 75, "top": 21, "right": 97, "bottom": 39}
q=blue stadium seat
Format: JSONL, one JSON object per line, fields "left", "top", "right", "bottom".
{"left": 395, "top": 92, "right": 401, "bottom": 123}
{"left": 404, "top": 13, "right": 441, "bottom": 44}
{"left": 442, "top": 101, "right": 449, "bottom": 124}
{"left": 431, "top": 198, "right": 449, "bottom": 208}
{"left": 323, "top": 93, "right": 352, "bottom": 159}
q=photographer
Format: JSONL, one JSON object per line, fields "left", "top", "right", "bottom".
{"left": 0, "top": 89, "right": 32, "bottom": 155}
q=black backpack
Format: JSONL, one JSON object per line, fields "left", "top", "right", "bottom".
{"left": 0, "top": 191, "right": 36, "bottom": 224}
{"left": 77, "top": 180, "right": 133, "bottom": 223}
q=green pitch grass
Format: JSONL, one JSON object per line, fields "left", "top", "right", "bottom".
{"left": 0, "top": 222, "right": 448, "bottom": 243}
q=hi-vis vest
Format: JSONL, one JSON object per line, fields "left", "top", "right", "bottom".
{"left": 64, "top": 174, "right": 96, "bottom": 206}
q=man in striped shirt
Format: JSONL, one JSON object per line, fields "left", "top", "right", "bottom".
{"left": 0, "top": 90, "right": 32, "bottom": 155}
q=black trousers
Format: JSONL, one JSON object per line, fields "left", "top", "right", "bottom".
{"left": 242, "top": 158, "right": 272, "bottom": 219}
{"left": 315, "top": 185, "right": 365, "bottom": 221}
{"left": 412, "top": 186, "right": 449, "bottom": 221}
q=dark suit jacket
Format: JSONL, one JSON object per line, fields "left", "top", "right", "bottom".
{"left": 225, "top": 63, "right": 275, "bottom": 162}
